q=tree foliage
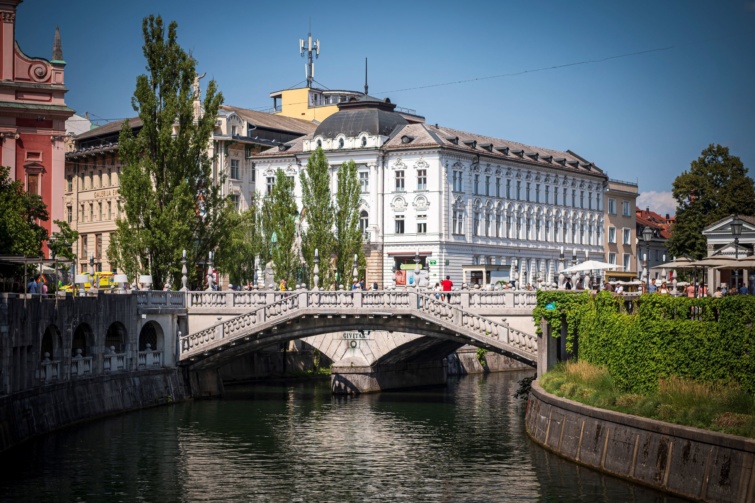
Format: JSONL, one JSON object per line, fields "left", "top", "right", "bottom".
{"left": 214, "top": 195, "right": 264, "bottom": 287}
{"left": 333, "top": 160, "right": 364, "bottom": 286}
{"left": 0, "top": 165, "right": 48, "bottom": 258}
{"left": 260, "top": 170, "right": 298, "bottom": 285}
{"left": 668, "top": 144, "right": 755, "bottom": 259}
{"left": 299, "top": 147, "right": 335, "bottom": 288}
{"left": 108, "top": 15, "right": 227, "bottom": 288}
{"left": 49, "top": 220, "right": 79, "bottom": 261}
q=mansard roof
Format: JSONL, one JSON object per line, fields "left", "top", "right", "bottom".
{"left": 221, "top": 105, "right": 317, "bottom": 135}
{"left": 313, "top": 97, "right": 408, "bottom": 139}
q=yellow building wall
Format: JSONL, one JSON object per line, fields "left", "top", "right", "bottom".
{"left": 276, "top": 88, "right": 339, "bottom": 122}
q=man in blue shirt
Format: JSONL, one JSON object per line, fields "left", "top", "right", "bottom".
{"left": 648, "top": 278, "right": 657, "bottom": 293}
{"left": 27, "top": 276, "right": 39, "bottom": 294}
{"left": 739, "top": 283, "right": 749, "bottom": 295}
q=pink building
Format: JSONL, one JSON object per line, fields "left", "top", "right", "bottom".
{"left": 0, "top": 0, "right": 73, "bottom": 256}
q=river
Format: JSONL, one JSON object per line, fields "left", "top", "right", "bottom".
{"left": 0, "top": 371, "right": 685, "bottom": 502}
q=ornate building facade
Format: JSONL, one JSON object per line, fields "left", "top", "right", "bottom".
{"left": 254, "top": 97, "right": 608, "bottom": 288}
{"left": 0, "top": 0, "right": 73, "bottom": 256}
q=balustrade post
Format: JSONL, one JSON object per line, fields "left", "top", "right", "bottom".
{"left": 353, "top": 291, "right": 362, "bottom": 309}
{"left": 460, "top": 291, "right": 470, "bottom": 310}
{"left": 299, "top": 290, "right": 308, "bottom": 309}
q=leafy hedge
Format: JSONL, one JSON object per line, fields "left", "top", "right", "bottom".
{"left": 535, "top": 291, "right": 755, "bottom": 394}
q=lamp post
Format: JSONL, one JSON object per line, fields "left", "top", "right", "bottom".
{"left": 313, "top": 249, "right": 320, "bottom": 290}
{"left": 180, "top": 249, "right": 188, "bottom": 292}
{"left": 731, "top": 215, "right": 743, "bottom": 293}
{"left": 413, "top": 247, "right": 420, "bottom": 287}
{"left": 641, "top": 226, "right": 654, "bottom": 293}
{"left": 558, "top": 246, "right": 565, "bottom": 289}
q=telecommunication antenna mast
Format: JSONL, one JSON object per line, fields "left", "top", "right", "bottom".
{"left": 299, "top": 27, "right": 320, "bottom": 88}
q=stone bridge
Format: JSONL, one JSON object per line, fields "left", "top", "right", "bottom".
{"left": 180, "top": 290, "right": 539, "bottom": 395}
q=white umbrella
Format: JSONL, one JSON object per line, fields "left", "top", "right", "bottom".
{"left": 559, "top": 260, "right": 620, "bottom": 273}
{"left": 656, "top": 257, "right": 695, "bottom": 269}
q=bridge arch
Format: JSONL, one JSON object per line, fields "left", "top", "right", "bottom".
{"left": 72, "top": 323, "right": 94, "bottom": 357}
{"left": 139, "top": 320, "right": 164, "bottom": 352}
{"left": 105, "top": 322, "right": 128, "bottom": 353}
{"left": 40, "top": 324, "right": 62, "bottom": 361}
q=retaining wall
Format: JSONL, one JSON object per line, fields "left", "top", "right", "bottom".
{"left": 526, "top": 380, "right": 755, "bottom": 502}
{"left": 0, "top": 369, "right": 189, "bottom": 454}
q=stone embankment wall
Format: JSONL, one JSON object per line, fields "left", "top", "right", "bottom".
{"left": 526, "top": 381, "right": 755, "bottom": 503}
{"left": 0, "top": 369, "right": 189, "bottom": 454}
{"left": 447, "top": 346, "right": 531, "bottom": 375}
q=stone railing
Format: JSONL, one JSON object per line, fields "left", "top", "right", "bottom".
{"left": 185, "top": 289, "right": 538, "bottom": 312}
{"left": 135, "top": 291, "right": 186, "bottom": 308}
{"left": 103, "top": 352, "right": 127, "bottom": 372}
{"left": 37, "top": 358, "right": 61, "bottom": 383}
{"left": 70, "top": 355, "right": 93, "bottom": 377}
{"left": 137, "top": 349, "right": 163, "bottom": 368}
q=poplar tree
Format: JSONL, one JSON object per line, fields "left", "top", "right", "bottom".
{"left": 214, "top": 196, "right": 264, "bottom": 288}
{"left": 333, "top": 160, "right": 364, "bottom": 286}
{"left": 667, "top": 144, "right": 755, "bottom": 259}
{"left": 108, "top": 15, "right": 226, "bottom": 288}
{"left": 260, "top": 170, "right": 298, "bottom": 285}
{"left": 299, "top": 147, "right": 335, "bottom": 288}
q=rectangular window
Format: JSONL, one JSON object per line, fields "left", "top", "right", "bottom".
{"left": 516, "top": 181, "right": 521, "bottom": 200}
{"left": 395, "top": 215, "right": 405, "bottom": 234}
{"left": 81, "top": 235, "right": 87, "bottom": 257}
{"left": 506, "top": 179, "right": 511, "bottom": 198}
{"left": 472, "top": 211, "right": 480, "bottom": 237}
{"left": 107, "top": 201, "right": 111, "bottom": 220}
{"left": 545, "top": 185, "right": 549, "bottom": 204}
{"left": 230, "top": 159, "right": 239, "bottom": 180}
{"left": 359, "top": 171, "right": 369, "bottom": 192}
{"left": 485, "top": 175, "right": 490, "bottom": 196}
{"left": 230, "top": 194, "right": 240, "bottom": 212}
{"left": 622, "top": 200, "right": 631, "bottom": 217}
{"left": 526, "top": 182, "right": 531, "bottom": 202}
{"left": 67, "top": 206, "right": 72, "bottom": 224}
{"left": 571, "top": 189, "right": 576, "bottom": 207}
{"left": 417, "top": 222, "right": 427, "bottom": 234}
{"left": 588, "top": 192, "right": 592, "bottom": 210}
{"left": 95, "top": 234, "right": 102, "bottom": 259}
{"left": 97, "top": 170, "right": 102, "bottom": 189}
{"left": 473, "top": 174, "right": 479, "bottom": 195}
{"left": 27, "top": 174, "right": 39, "bottom": 195}
{"left": 536, "top": 183, "right": 541, "bottom": 203}
{"left": 395, "top": 170, "right": 405, "bottom": 191}
{"left": 608, "top": 198, "right": 616, "bottom": 215}
{"left": 496, "top": 177, "right": 501, "bottom": 197}
{"left": 98, "top": 202, "right": 102, "bottom": 221}
{"left": 454, "top": 210, "right": 464, "bottom": 234}
{"left": 623, "top": 228, "right": 631, "bottom": 245}
{"left": 89, "top": 204, "right": 93, "bottom": 222}
{"left": 580, "top": 190, "right": 584, "bottom": 209}
{"left": 104, "top": 170, "right": 109, "bottom": 187}
{"left": 231, "top": 125, "right": 237, "bottom": 137}
{"left": 608, "top": 226, "right": 616, "bottom": 244}
{"left": 66, "top": 175, "right": 73, "bottom": 192}
{"left": 266, "top": 177, "right": 274, "bottom": 195}
{"left": 417, "top": 169, "right": 427, "bottom": 191}
{"left": 554, "top": 187, "right": 558, "bottom": 205}
{"left": 287, "top": 176, "right": 295, "bottom": 194}
{"left": 609, "top": 252, "right": 617, "bottom": 265}
{"left": 79, "top": 204, "right": 84, "bottom": 223}
{"left": 623, "top": 253, "right": 631, "bottom": 271}
{"left": 563, "top": 188, "right": 567, "bottom": 206}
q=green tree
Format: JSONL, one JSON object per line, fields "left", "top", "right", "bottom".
{"left": 260, "top": 170, "right": 298, "bottom": 286}
{"left": 48, "top": 220, "right": 79, "bottom": 261}
{"left": 333, "top": 160, "right": 364, "bottom": 286}
{"left": 0, "top": 165, "right": 48, "bottom": 258}
{"left": 108, "top": 15, "right": 226, "bottom": 288}
{"left": 668, "top": 144, "right": 755, "bottom": 259}
{"left": 299, "top": 147, "right": 335, "bottom": 288}
{"left": 214, "top": 195, "right": 264, "bottom": 287}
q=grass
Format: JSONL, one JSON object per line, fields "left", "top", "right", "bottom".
{"left": 539, "top": 361, "right": 755, "bottom": 439}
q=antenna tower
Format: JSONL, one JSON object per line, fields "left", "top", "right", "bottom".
{"left": 299, "top": 25, "right": 320, "bottom": 88}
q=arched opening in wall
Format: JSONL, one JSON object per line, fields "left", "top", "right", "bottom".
{"left": 105, "top": 322, "right": 127, "bottom": 353}
{"left": 139, "top": 321, "right": 164, "bottom": 352}
{"left": 40, "top": 325, "right": 62, "bottom": 361}
{"left": 72, "top": 323, "right": 94, "bottom": 358}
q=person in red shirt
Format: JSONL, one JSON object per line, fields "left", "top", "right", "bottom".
{"left": 440, "top": 275, "right": 453, "bottom": 301}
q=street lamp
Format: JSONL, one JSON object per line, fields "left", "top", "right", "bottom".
{"left": 641, "top": 225, "right": 654, "bottom": 293}
{"left": 731, "top": 215, "right": 743, "bottom": 293}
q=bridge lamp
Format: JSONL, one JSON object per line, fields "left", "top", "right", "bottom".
{"left": 641, "top": 226, "right": 654, "bottom": 293}
{"left": 731, "top": 215, "right": 743, "bottom": 291}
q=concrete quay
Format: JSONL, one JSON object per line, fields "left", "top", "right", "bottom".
{"left": 526, "top": 380, "right": 755, "bottom": 503}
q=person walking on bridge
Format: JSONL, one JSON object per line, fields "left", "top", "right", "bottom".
{"left": 441, "top": 275, "right": 453, "bottom": 301}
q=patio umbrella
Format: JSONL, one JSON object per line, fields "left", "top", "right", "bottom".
{"left": 686, "top": 257, "right": 739, "bottom": 268}
{"left": 713, "top": 255, "right": 755, "bottom": 270}
{"left": 559, "top": 260, "right": 620, "bottom": 273}
{"left": 656, "top": 257, "right": 695, "bottom": 269}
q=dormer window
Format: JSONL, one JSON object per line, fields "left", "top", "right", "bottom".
{"left": 447, "top": 136, "right": 459, "bottom": 145}
{"left": 463, "top": 139, "right": 477, "bottom": 149}
{"left": 542, "top": 155, "right": 553, "bottom": 163}
{"left": 512, "top": 150, "right": 524, "bottom": 158}
{"left": 480, "top": 143, "right": 493, "bottom": 152}
{"left": 495, "top": 147, "right": 510, "bottom": 155}
{"left": 316, "top": 139, "right": 322, "bottom": 148}
{"left": 554, "top": 157, "right": 566, "bottom": 165}
{"left": 401, "top": 135, "right": 414, "bottom": 144}
{"left": 526, "top": 152, "right": 538, "bottom": 161}
{"left": 361, "top": 136, "right": 367, "bottom": 147}
{"left": 338, "top": 138, "right": 344, "bottom": 149}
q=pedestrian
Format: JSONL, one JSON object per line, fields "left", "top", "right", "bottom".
{"left": 740, "top": 282, "right": 750, "bottom": 295}
{"left": 713, "top": 287, "right": 723, "bottom": 298}
{"left": 27, "top": 275, "right": 39, "bottom": 294}
{"left": 648, "top": 278, "right": 657, "bottom": 293}
{"left": 434, "top": 282, "right": 441, "bottom": 299}
{"left": 359, "top": 279, "right": 365, "bottom": 290}
{"left": 564, "top": 278, "right": 572, "bottom": 290}
{"left": 659, "top": 282, "right": 669, "bottom": 294}
{"left": 372, "top": 282, "right": 378, "bottom": 291}
{"left": 440, "top": 275, "right": 453, "bottom": 301}
{"left": 40, "top": 278, "right": 48, "bottom": 295}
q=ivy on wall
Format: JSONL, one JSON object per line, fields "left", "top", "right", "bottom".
{"left": 535, "top": 291, "right": 755, "bottom": 394}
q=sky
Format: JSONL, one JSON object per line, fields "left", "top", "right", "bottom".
{"left": 17, "top": 0, "right": 755, "bottom": 216}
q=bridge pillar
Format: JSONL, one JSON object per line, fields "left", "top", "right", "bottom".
{"left": 537, "top": 319, "right": 558, "bottom": 376}
{"left": 331, "top": 360, "right": 447, "bottom": 395}
{"left": 187, "top": 368, "right": 225, "bottom": 398}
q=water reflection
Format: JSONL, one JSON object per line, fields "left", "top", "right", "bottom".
{"left": 0, "top": 372, "right": 686, "bottom": 502}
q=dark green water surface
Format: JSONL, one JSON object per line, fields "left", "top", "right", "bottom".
{"left": 0, "top": 371, "right": 686, "bottom": 502}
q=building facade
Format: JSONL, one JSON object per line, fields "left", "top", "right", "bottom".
{"left": 603, "top": 179, "right": 638, "bottom": 273}
{"left": 254, "top": 97, "right": 608, "bottom": 288}
{"left": 0, "top": 0, "right": 73, "bottom": 255}
{"left": 635, "top": 207, "right": 672, "bottom": 280}
{"left": 64, "top": 104, "right": 316, "bottom": 274}
{"left": 703, "top": 214, "right": 754, "bottom": 291}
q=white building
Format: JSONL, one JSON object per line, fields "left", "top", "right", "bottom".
{"left": 253, "top": 97, "right": 607, "bottom": 288}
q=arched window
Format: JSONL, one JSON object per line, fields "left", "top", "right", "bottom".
{"left": 359, "top": 210, "right": 369, "bottom": 233}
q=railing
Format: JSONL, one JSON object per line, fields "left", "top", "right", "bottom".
{"left": 37, "top": 359, "right": 60, "bottom": 383}
{"left": 188, "top": 291, "right": 270, "bottom": 309}
{"left": 135, "top": 291, "right": 186, "bottom": 308}
{"left": 103, "top": 352, "right": 127, "bottom": 372}
{"left": 71, "top": 355, "right": 93, "bottom": 377}
{"left": 137, "top": 350, "right": 163, "bottom": 368}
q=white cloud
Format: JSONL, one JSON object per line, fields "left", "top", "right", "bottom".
{"left": 637, "top": 191, "right": 677, "bottom": 217}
